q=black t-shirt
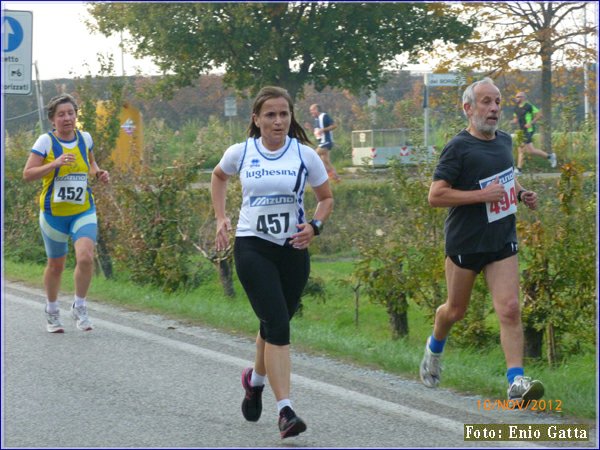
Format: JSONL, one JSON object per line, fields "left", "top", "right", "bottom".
{"left": 433, "top": 129, "right": 517, "bottom": 255}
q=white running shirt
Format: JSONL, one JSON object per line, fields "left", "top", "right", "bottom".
{"left": 32, "top": 131, "right": 94, "bottom": 157}
{"left": 219, "top": 136, "right": 328, "bottom": 246}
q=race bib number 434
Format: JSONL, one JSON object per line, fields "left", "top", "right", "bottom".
{"left": 53, "top": 173, "right": 87, "bottom": 205}
{"left": 479, "top": 168, "right": 517, "bottom": 223}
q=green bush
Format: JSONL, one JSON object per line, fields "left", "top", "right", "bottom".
{"left": 110, "top": 162, "right": 210, "bottom": 292}
{"left": 4, "top": 130, "right": 48, "bottom": 263}
{"left": 517, "top": 163, "right": 596, "bottom": 364}
{"left": 4, "top": 117, "right": 595, "bottom": 363}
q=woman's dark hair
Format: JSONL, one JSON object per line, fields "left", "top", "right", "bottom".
{"left": 46, "top": 94, "right": 78, "bottom": 120}
{"left": 247, "top": 86, "right": 311, "bottom": 145}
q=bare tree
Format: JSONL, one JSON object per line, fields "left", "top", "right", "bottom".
{"left": 432, "top": 2, "right": 597, "bottom": 154}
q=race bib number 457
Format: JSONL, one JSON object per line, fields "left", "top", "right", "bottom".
{"left": 249, "top": 194, "right": 297, "bottom": 239}
{"left": 479, "top": 168, "right": 517, "bottom": 223}
{"left": 53, "top": 173, "right": 87, "bottom": 205}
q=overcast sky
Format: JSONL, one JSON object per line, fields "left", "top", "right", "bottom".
{"left": 3, "top": 1, "right": 160, "bottom": 80}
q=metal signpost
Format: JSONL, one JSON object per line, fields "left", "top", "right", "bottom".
{"left": 224, "top": 96, "right": 237, "bottom": 143}
{"left": 367, "top": 91, "right": 377, "bottom": 126}
{"left": 224, "top": 96, "right": 237, "bottom": 117}
{"left": 423, "top": 73, "right": 467, "bottom": 148}
{"left": 2, "top": 10, "right": 33, "bottom": 95}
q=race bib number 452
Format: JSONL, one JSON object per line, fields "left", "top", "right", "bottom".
{"left": 53, "top": 173, "right": 87, "bottom": 205}
{"left": 479, "top": 168, "right": 517, "bottom": 223}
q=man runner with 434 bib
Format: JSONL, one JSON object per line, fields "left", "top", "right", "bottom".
{"left": 420, "top": 78, "right": 545, "bottom": 403}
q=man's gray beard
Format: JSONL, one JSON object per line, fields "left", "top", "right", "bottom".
{"left": 473, "top": 116, "right": 498, "bottom": 136}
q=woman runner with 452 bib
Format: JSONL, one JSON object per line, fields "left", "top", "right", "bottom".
{"left": 23, "top": 94, "right": 110, "bottom": 333}
{"left": 211, "top": 86, "right": 333, "bottom": 439}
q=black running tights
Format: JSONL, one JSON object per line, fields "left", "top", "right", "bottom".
{"left": 234, "top": 236, "right": 310, "bottom": 346}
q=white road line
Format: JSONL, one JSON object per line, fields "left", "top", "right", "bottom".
{"left": 4, "top": 289, "right": 542, "bottom": 447}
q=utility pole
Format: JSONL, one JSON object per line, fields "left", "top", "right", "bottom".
{"left": 423, "top": 73, "right": 430, "bottom": 149}
{"left": 583, "top": 4, "right": 590, "bottom": 122}
{"left": 120, "top": 31, "right": 126, "bottom": 77}
{"left": 33, "top": 61, "right": 45, "bottom": 133}
{"left": 367, "top": 91, "right": 377, "bottom": 126}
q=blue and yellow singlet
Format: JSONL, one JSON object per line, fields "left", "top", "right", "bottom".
{"left": 33, "top": 130, "right": 95, "bottom": 216}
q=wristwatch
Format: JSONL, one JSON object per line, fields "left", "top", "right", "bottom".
{"left": 309, "top": 219, "right": 323, "bottom": 236}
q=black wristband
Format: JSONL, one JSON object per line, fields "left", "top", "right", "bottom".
{"left": 309, "top": 219, "right": 323, "bottom": 236}
{"left": 517, "top": 189, "right": 526, "bottom": 202}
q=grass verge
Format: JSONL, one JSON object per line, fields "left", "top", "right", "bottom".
{"left": 3, "top": 258, "right": 596, "bottom": 420}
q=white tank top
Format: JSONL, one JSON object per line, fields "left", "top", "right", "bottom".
{"left": 218, "top": 136, "right": 328, "bottom": 246}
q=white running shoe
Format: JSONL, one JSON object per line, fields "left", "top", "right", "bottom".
{"left": 549, "top": 153, "right": 557, "bottom": 168}
{"left": 507, "top": 376, "right": 545, "bottom": 401}
{"left": 514, "top": 168, "right": 522, "bottom": 176}
{"left": 71, "top": 302, "right": 93, "bottom": 331}
{"left": 419, "top": 337, "right": 442, "bottom": 388}
{"left": 45, "top": 308, "right": 64, "bottom": 333}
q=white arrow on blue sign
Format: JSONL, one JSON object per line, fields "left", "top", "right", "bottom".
{"left": 2, "top": 10, "right": 33, "bottom": 95}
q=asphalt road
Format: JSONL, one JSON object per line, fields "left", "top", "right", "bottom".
{"left": 2, "top": 282, "right": 596, "bottom": 448}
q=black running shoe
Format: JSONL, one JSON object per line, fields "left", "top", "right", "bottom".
{"left": 278, "top": 406, "right": 307, "bottom": 439}
{"left": 241, "top": 367, "right": 264, "bottom": 422}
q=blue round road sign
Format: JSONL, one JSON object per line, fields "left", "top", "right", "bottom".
{"left": 3, "top": 16, "right": 24, "bottom": 52}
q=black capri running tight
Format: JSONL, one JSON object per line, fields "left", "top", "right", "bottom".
{"left": 234, "top": 236, "right": 310, "bottom": 346}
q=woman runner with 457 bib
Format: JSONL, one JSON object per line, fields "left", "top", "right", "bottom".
{"left": 211, "top": 86, "right": 333, "bottom": 439}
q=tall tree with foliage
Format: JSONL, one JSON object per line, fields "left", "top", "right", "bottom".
{"left": 87, "top": 2, "right": 473, "bottom": 100}
{"left": 434, "top": 2, "right": 597, "bottom": 154}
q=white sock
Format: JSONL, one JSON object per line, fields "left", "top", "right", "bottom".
{"left": 251, "top": 371, "right": 266, "bottom": 387}
{"left": 277, "top": 399, "right": 292, "bottom": 413}
{"left": 46, "top": 301, "right": 59, "bottom": 314}
{"left": 74, "top": 296, "right": 86, "bottom": 308}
